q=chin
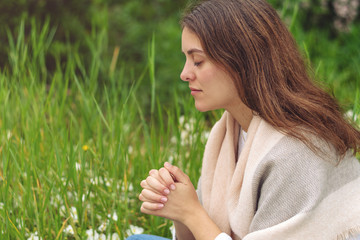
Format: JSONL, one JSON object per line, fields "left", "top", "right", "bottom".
{"left": 195, "top": 104, "right": 207, "bottom": 112}
{"left": 195, "top": 103, "right": 215, "bottom": 112}
{"left": 196, "top": 108, "right": 209, "bottom": 112}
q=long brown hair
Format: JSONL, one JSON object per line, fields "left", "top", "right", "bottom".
{"left": 181, "top": 0, "right": 360, "bottom": 157}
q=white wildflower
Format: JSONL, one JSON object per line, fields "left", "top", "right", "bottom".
{"left": 14, "top": 194, "right": 22, "bottom": 208}
{"left": 178, "top": 117, "right": 199, "bottom": 146}
{"left": 86, "top": 229, "right": 100, "bottom": 240}
{"left": 60, "top": 206, "right": 78, "bottom": 222}
{"left": 90, "top": 191, "right": 96, "bottom": 198}
{"left": 90, "top": 178, "right": 99, "bottom": 185}
{"left": 16, "top": 218, "right": 24, "bottom": 229}
{"left": 0, "top": 202, "right": 4, "bottom": 209}
{"left": 188, "top": 117, "right": 196, "bottom": 128}
{"left": 168, "top": 155, "right": 174, "bottom": 164}
{"left": 96, "top": 214, "right": 103, "bottom": 221}
{"left": 128, "top": 146, "right": 134, "bottom": 154}
{"left": 51, "top": 194, "right": 62, "bottom": 208}
{"left": 203, "top": 131, "right": 210, "bottom": 139}
{"left": 63, "top": 225, "right": 74, "bottom": 235}
{"left": 107, "top": 233, "right": 120, "bottom": 240}
{"left": 108, "top": 212, "right": 118, "bottom": 221}
{"left": 67, "top": 191, "right": 75, "bottom": 200}
{"left": 179, "top": 115, "right": 185, "bottom": 125}
{"left": 121, "top": 183, "right": 134, "bottom": 192}
{"left": 27, "top": 231, "right": 42, "bottom": 240}
{"left": 170, "top": 224, "right": 176, "bottom": 238}
{"left": 98, "top": 220, "right": 109, "bottom": 232}
{"left": 104, "top": 178, "right": 111, "bottom": 187}
{"left": 98, "top": 233, "right": 107, "bottom": 240}
{"left": 70, "top": 206, "right": 78, "bottom": 223}
{"left": 76, "top": 162, "right": 81, "bottom": 171}
{"left": 61, "top": 177, "right": 67, "bottom": 186}
{"left": 60, "top": 205, "right": 66, "bottom": 217}
{"left": 116, "top": 181, "right": 121, "bottom": 190}
{"left": 181, "top": 130, "right": 189, "bottom": 143}
{"left": 126, "top": 225, "right": 144, "bottom": 236}
{"left": 346, "top": 110, "right": 359, "bottom": 121}
{"left": 7, "top": 130, "right": 12, "bottom": 140}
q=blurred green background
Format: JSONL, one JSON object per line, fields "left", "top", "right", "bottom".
{"left": 1, "top": 0, "right": 359, "bottom": 109}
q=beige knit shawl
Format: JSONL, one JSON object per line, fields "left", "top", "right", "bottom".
{"left": 200, "top": 111, "right": 360, "bottom": 240}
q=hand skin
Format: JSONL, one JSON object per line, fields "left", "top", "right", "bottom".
{"left": 139, "top": 162, "right": 222, "bottom": 240}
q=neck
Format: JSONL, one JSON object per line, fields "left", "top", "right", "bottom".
{"left": 226, "top": 103, "right": 253, "bottom": 132}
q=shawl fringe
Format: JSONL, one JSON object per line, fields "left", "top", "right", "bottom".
{"left": 337, "top": 226, "right": 360, "bottom": 240}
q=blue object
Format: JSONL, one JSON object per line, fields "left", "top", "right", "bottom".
{"left": 126, "top": 234, "right": 171, "bottom": 240}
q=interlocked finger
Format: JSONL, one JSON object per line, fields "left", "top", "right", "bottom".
{"left": 144, "top": 175, "right": 170, "bottom": 195}
{"left": 149, "top": 169, "right": 166, "bottom": 186}
{"left": 158, "top": 167, "right": 176, "bottom": 190}
{"left": 139, "top": 188, "right": 167, "bottom": 204}
{"left": 141, "top": 201, "right": 164, "bottom": 212}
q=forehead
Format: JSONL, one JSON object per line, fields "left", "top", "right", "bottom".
{"left": 181, "top": 27, "right": 203, "bottom": 53}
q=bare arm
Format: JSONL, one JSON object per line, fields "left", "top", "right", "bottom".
{"left": 173, "top": 220, "right": 195, "bottom": 240}
{"left": 180, "top": 207, "right": 222, "bottom": 240}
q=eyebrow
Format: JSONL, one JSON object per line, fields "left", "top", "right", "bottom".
{"left": 183, "top": 48, "right": 204, "bottom": 55}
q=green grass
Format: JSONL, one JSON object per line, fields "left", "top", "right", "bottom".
{"left": 0, "top": 16, "right": 359, "bottom": 240}
{"left": 0, "top": 19, "right": 211, "bottom": 239}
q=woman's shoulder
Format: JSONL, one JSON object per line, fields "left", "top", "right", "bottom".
{"left": 249, "top": 134, "right": 360, "bottom": 233}
{"left": 256, "top": 133, "right": 360, "bottom": 179}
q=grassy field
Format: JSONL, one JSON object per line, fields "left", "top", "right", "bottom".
{"left": 0, "top": 20, "right": 213, "bottom": 240}
{"left": 0, "top": 15, "right": 359, "bottom": 240}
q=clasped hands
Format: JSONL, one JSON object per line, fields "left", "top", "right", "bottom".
{"left": 139, "top": 162, "right": 200, "bottom": 223}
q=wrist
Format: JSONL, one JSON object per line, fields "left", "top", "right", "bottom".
{"left": 180, "top": 200, "right": 204, "bottom": 226}
{"left": 182, "top": 205, "right": 222, "bottom": 240}
{"left": 182, "top": 203, "right": 206, "bottom": 227}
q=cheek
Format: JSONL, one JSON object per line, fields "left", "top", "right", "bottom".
{"left": 198, "top": 68, "right": 217, "bottom": 84}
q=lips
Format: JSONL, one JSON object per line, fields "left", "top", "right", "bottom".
{"left": 190, "top": 87, "right": 202, "bottom": 96}
{"left": 190, "top": 87, "right": 201, "bottom": 91}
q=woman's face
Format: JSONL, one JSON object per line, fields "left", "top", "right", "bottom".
{"left": 180, "top": 27, "right": 241, "bottom": 112}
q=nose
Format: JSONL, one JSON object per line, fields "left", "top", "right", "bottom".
{"left": 180, "top": 62, "right": 195, "bottom": 82}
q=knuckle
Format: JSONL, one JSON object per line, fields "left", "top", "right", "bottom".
{"left": 149, "top": 169, "right": 158, "bottom": 176}
{"left": 160, "top": 168, "right": 170, "bottom": 178}
{"left": 146, "top": 176, "right": 152, "bottom": 182}
{"left": 173, "top": 166, "right": 180, "bottom": 174}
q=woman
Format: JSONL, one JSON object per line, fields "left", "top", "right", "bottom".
{"left": 129, "top": 0, "right": 360, "bottom": 239}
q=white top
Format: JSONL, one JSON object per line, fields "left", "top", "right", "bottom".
{"left": 215, "top": 232, "right": 233, "bottom": 240}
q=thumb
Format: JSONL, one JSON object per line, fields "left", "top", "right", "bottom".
{"left": 164, "top": 162, "right": 189, "bottom": 184}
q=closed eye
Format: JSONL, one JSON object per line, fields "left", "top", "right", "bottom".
{"left": 194, "top": 61, "right": 203, "bottom": 67}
